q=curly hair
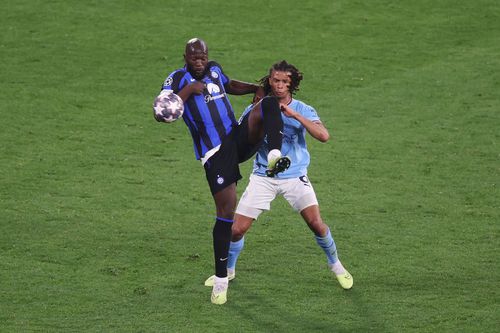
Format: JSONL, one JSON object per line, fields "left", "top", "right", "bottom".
{"left": 259, "top": 60, "right": 303, "bottom": 96}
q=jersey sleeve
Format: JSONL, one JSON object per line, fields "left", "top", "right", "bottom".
{"left": 302, "top": 104, "right": 321, "bottom": 122}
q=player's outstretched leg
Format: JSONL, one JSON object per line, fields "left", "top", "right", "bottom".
{"left": 261, "top": 96, "right": 283, "bottom": 151}
{"left": 266, "top": 149, "right": 291, "bottom": 177}
{"left": 260, "top": 96, "right": 291, "bottom": 177}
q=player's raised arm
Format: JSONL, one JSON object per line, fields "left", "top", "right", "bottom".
{"left": 225, "top": 80, "right": 265, "bottom": 102}
{"left": 280, "top": 103, "right": 330, "bottom": 143}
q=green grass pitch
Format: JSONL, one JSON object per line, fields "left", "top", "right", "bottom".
{"left": 1, "top": 0, "right": 499, "bottom": 332}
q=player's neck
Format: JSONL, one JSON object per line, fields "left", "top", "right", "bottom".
{"left": 277, "top": 94, "right": 292, "bottom": 105}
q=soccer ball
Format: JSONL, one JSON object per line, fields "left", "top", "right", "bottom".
{"left": 153, "top": 90, "right": 184, "bottom": 123}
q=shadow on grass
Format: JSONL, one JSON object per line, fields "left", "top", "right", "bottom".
{"left": 224, "top": 281, "right": 386, "bottom": 333}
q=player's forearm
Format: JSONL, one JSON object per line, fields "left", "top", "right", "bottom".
{"left": 176, "top": 87, "right": 192, "bottom": 102}
{"left": 225, "top": 80, "right": 260, "bottom": 95}
{"left": 176, "top": 82, "right": 203, "bottom": 102}
{"left": 295, "top": 114, "right": 330, "bottom": 143}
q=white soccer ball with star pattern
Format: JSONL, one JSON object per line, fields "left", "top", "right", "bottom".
{"left": 153, "top": 90, "right": 184, "bottom": 123}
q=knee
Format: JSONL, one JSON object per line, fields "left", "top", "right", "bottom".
{"left": 214, "top": 188, "right": 237, "bottom": 219}
{"left": 231, "top": 224, "right": 245, "bottom": 240}
{"left": 215, "top": 199, "right": 234, "bottom": 219}
{"left": 307, "top": 217, "right": 328, "bottom": 236}
{"left": 217, "top": 208, "right": 234, "bottom": 221}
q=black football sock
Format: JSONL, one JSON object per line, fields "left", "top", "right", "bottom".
{"left": 261, "top": 96, "right": 284, "bottom": 151}
{"left": 213, "top": 218, "right": 233, "bottom": 278}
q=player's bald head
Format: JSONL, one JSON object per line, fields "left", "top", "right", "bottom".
{"left": 185, "top": 38, "right": 208, "bottom": 56}
{"left": 184, "top": 38, "right": 209, "bottom": 79}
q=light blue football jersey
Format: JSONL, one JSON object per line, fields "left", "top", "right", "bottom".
{"left": 241, "top": 99, "right": 320, "bottom": 178}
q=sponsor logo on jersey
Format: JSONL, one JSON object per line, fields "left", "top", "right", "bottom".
{"left": 206, "top": 83, "right": 220, "bottom": 94}
{"left": 204, "top": 83, "right": 226, "bottom": 103}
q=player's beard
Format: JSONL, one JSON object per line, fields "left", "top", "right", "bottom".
{"left": 188, "top": 65, "right": 206, "bottom": 80}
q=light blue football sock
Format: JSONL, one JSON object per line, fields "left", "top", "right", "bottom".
{"left": 227, "top": 237, "right": 245, "bottom": 270}
{"left": 315, "top": 228, "right": 338, "bottom": 265}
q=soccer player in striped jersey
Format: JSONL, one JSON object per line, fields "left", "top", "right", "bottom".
{"left": 204, "top": 60, "right": 353, "bottom": 295}
{"left": 157, "top": 38, "right": 291, "bottom": 304}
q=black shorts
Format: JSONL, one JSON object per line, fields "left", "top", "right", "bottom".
{"left": 203, "top": 113, "right": 262, "bottom": 195}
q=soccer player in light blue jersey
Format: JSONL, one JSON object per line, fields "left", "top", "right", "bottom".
{"left": 205, "top": 60, "right": 353, "bottom": 296}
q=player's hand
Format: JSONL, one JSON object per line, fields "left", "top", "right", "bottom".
{"left": 280, "top": 103, "right": 297, "bottom": 118}
{"left": 189, "top": 81, "right": 205, "bottom": 95}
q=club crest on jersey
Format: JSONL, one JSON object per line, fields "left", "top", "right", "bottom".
{"left": 211, "top": 71, "right": 219, "bottom": 79}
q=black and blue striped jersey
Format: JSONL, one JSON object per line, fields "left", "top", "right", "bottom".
{"left": 161, "top": 61, "right": 237, "bottom": 160}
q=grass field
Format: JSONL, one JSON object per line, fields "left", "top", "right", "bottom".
{"left": 1, "top": 0, "right": 499, "bottom": 332}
